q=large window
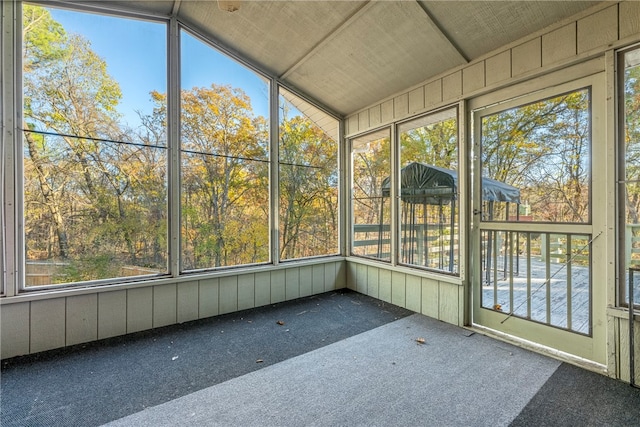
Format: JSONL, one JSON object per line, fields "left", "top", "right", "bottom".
{"left": 180, "top": 30, "right": 270, "bottom": 271}
{"left": 278, "top": 88, "right": 339, "bottom": 260}
{"left": 351, "top": 129, "right": 391, "bottom": 261}
{"left": 620, "top": 46, "right": 640, "bottom": 308}
{"left": 19, "top": 4, "right": 341, "bottom": 290}
{"left": 22, "top": 5, "right": 168, "bottom": 286}
{"left": 398, "top": 109, "right": 458, "bottom": 273}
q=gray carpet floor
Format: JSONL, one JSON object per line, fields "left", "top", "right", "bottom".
{"left": 2, "top": 289, "right": 640, "bottom": 427}
{"left": 104, "top": 314, "right": 560, "bottom": 427}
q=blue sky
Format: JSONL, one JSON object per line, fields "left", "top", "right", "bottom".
{"left": 49, "top": 7, "right": 270, "bottom": 129}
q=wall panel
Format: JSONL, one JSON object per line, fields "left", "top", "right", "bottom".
{"left": 405, "top": 275, "right": 421, "bottom": 313}
{"left": 394, "top": 93, "right": 409, "bottom": 118}
{"left": 30, "top": 298, "right": 66, "bottom": 353}
{"left": 391, "top": 271, "right": 406, "bottom": 307}
{"left": 66, "top": 294, "right": 98, "bottom": 346}
{"left": 310, "top": 265, "right": 323, "bottom": 295}
{"left": 542, "top": 23, "right": 577, "bottom": 66}
{"left": 425, "top": 80, "right": 442, "bottom": 108}
{"left": 1, "top": 302, "right": 30, "bottom": 358}
{"left": 512, "top": 38, "right": 542, "bottom": 77}
{"left": 344, "top": 261, "right": 463, "bottom": 327}
{"left": 485, "top": 51, "right": 511, "bottom": 87}
{"left": 356, "top": 263, "right": 368, "bottom": 294}
{"left": 615, "top": 316, "right": 640, "bottom": 384}
{"left": 438, "top": 282, "right": 460, "bottom": 326}
{"left": 219, "top": 276, "right": 239, "bottom": 314}
{"left": 378, "top": 269, "right": 392, "bottom": 303}
{"left": 577, "top": 5, "right": 618, "bottom": 54}
{"left": 462, "top": 62, "right": 485, "bottom": 95}
{"left": 153, "top": 284, "right": 177, "bottom": 327}
{"left": 285, "top": 268, "right": 300, "bottom": 301}
{"left": 177, "top": 281, "right": 199, "bottom": 323}
{"left": 620, "top": 2, "right": 640, "bottom": 40}
{"left": 238, "top": 274, "right": 256, "bottom": 311}
{"left": 381, "top": 99, "right": 394, "bottom": 123}
{"left": 366, "top": 265, "right": 379, "bottom": 299}
{"left": 442, "top": 71, "right": 462, "bottom": 102}
{"left": 270, "top": 270, "right": 286, "bottom": 303}
{"left": 421, "top": 278, "right": 439, "bottom": 319}
{"left": 199, "top": 278, "right": 220, "bottom": 318}
{"left": 127, "top": 287, "right": 153, "bottom": 333}
{"left": 369, "top": 104, "right": 382, "bottom": 128}
{"left": 98, "top": 290, "right": 127, "bottom": 339}
{"left": 255, "top": 271, "right": 271, "bottom": 306}
{"left": 324, "top": 262, "right": 344, "bottom": 292}
{"left": 408, "top": 86, "right": 425, "bottom": 113}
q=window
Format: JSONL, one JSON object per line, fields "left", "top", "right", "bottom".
{"left": 180, "top": 30, "right": 270, "bottom": 271}
{"left": 278, "top": 88, "right": 339, "bottom": 260}
{"left": 398, "top": 108, "right": 458, "bottom": 273}
{"left": 480, "top": 89, "right": 591, "bottom": 223}
{"left": 22, "top": 5, "right": 168, "bottom": 286}
{"left": 619, "top": 46, "right": 640, "bottom": 308}
{"left": 351, "top": 129, "right": 391, "bottom": 261}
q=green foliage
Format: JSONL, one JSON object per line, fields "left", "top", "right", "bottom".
{"left": 278, "top": 105, "right": 339, "bottom": 259}
{"left": 481, "top": 90, "right": 591, "bottom": 222}
{"left": 178, "top": 84, "right": 269, "bottom": 269}
{"left": 23, "top": 5, "right": 167, "bottom": 286}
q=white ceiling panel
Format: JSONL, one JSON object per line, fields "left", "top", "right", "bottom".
{"left": 178, "top": 0, "right": 367, "bottom": 76}
{"left": 283, "top": 1, "right": 466, "bottom": 115}
{"left": 421, "top": 1, "right": 602, "bottom": 60}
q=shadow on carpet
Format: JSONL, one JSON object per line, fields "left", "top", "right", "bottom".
{"left": 510, "top": 363, "right": 640, "bottom": 427}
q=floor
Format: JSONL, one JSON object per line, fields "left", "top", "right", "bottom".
{"left": 2, "top": 289, "right": 639, "bottom": 427}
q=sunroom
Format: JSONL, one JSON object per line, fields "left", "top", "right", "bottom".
{"left": 2, "top": 0, "right": 640, "bottom": 424}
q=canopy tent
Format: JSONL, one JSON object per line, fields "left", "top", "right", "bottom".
{"left": 381, "top": 162, "right": 521, "bottom": 205}
{"left": 378, "top": 162, "right": 520, "bottom": 272}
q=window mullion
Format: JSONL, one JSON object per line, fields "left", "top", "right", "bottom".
{"left": 168, "top": 17, "right": 181, "bottom": 277}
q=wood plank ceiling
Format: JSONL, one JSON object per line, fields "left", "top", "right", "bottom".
{"left": 72, "top": 0, "right": 602, "bottom": 116}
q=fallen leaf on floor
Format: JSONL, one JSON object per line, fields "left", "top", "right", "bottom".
{"left": 276, "top": 320, "right": 285, "bottom": 325}
{"left": 172, "top": 356, "right": 179, "bottom": 361}
{"left": 256, "top": 359, "right": 264, "bottom": 363}
{"left": 416, "top": 338, "right": 426, "bottom": 344}
{"left": 493, "top": 304, "right": 502, "bottom": 311}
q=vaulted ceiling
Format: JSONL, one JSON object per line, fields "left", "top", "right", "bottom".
{"left": 70, "top": 0, "right": 603, "bottom": 116}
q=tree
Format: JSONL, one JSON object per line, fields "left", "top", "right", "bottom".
{"left": 23, "top": 5, "right": 168, "bottom": 283}
{"left": 480, "top": 91, "right": 590, "bottom": 222}
{"left": 171, "top": 84, "right": 269, "bottom": 269}
{"left": 400, "top": 118, "right": 457, "bottom": 168}
{"left": 279, "top": 106, "right": 338, "bottom": 259}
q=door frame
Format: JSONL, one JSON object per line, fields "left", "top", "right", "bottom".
{"left": 467, "top": 68, "right": 608, "bottom": 365}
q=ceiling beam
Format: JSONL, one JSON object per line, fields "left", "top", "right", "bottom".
{"left": 171, "top": 0, "right": 181, "bottom": 16}
{"left": 414, "top": 0, "right": 470, "bottom": 63}
{"left": 279, "top": 0, "right": 373, "bottom": 80}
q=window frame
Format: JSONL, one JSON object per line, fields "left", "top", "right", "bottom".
{"left": 617, "top": 43, "right": 640, "bottom": 309}
{"left": 395, "top": 107, "right": 460, "bottom": 275}
{"left": 349, "top": 127, "right": 393, "bottom": 262}
{"left": 19, "top": 2, "right": 172, "bottom": 291}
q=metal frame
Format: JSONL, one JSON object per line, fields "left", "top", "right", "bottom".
{"left": 629, "top": 268, "right": 638, "bottom": 387}
{"left": 469, "top": 72, "right": 607, "bottom": 364}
